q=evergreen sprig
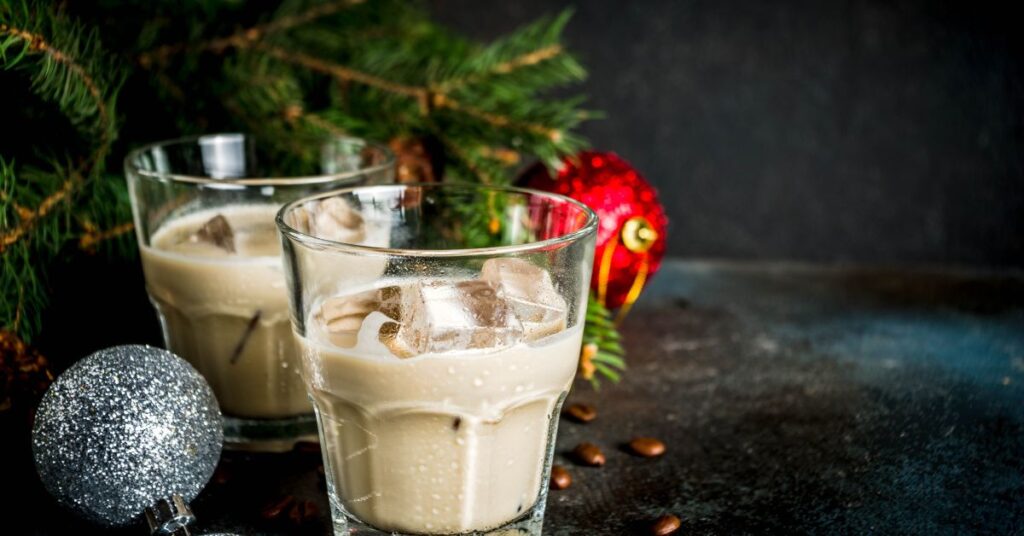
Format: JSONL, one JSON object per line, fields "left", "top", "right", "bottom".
{"left": 583, "top": 293, "right": 627, "bottom": 388}
{"left": 1, "top": 0, "right": 124, "bottom": 342}
{"left": 1, "top": 0, "right": 626, "bottom": 385}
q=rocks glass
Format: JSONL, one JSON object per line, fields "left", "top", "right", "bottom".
{"left": 276, "top": 184, "right": 597, "bottom": 535}
{"left": 125, "top": 133, "right": 394, "bottom": 450}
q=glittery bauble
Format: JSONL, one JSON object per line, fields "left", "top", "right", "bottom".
{"left": 32, "top": 345, "right": 222, "bottom": 526}
{"left": 521, "top": 151, "right": 668, "bottom": 309}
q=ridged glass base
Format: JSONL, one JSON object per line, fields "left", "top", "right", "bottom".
{"left": 329, "top": 495, "right": 546, "bottom": 536}
{"left": 221, "top": 413, "right": 318, "bottom": 452}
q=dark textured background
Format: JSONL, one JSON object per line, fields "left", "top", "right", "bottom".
{"left": 431, "top": 0, "right": 1024, "bottom": 266}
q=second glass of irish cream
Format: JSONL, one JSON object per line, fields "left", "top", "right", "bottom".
{"left": 125, "top": 133, "right": 394, "bottom": 449}
{"left": 277, "top": 184, "right": 598, "bottom": 536}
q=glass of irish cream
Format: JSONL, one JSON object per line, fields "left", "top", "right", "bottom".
{"left": 125, "top": 134, "right": 394, "bottom": 450}
{"left": 277, "top": 184, "right": 598, "bottom": 536}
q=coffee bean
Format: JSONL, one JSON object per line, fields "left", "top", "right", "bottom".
{"left": 572, "top": 442, "right": 606, "bottom": 466}
{"left": 261, "top": 495, "right": 295, "bottom": 520}
{"left": 650, "top": 514, "right": 681, "bottom": 535}
{"left": 629, "top": 436, "right": 666, "bottom": 457}
{"left": 549, "top": 465, "right": 572, "bottom": 490}
{"left": 565, "top": 403, "right": 597, "bottom": 423}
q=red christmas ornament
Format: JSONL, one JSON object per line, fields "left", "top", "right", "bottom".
{"left": 521, "top": 151, "right": 668, "bottom": 312}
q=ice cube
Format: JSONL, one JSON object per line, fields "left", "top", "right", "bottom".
{"left": 381, "top": 280, "right": 523, "bottom": 358}
{"left": 189, "top": 214, "right": 235, "bottom": 253}
{"left": 317, "top": 197, "right": 364, "bottom": 240}
{"left": 481, "top": 258, "right": 567, "bottom": 341}
{"left": 291, "top": 197, "right": 366, "bottom": 243}
{"left": 378, "top": 319, "right": 419, "bottom": 359}
{"left": 319, "top": 286, "right": 401, "bottom": 348}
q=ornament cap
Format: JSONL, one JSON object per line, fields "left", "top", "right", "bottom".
{"left": 621, "top": 216, "right": 659, "bottom": 253}
{"left": 145, "top": 494, "right": 195, "bottom": 535}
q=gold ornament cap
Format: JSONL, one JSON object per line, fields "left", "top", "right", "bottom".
{"left": 620, "top": 216, "right": 659, "bottom": 253}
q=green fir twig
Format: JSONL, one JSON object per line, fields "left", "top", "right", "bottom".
{"left": 1, "top": 0, "right": 625, "bottom": 385}
{"left": 1, "top": 0, "right": 123, "bottom": 342}
{"left": 583, "top": 293, "right": 627, "bottom": 388}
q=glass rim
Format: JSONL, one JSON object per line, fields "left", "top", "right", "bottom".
{"left": 123, "top": 132, "right": 396, "bottom": 186}
{"left": 276, "top": 183, "right": 599, "bottom": 258}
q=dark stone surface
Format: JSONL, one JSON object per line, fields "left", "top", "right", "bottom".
{"left": 5, "top": 260, "right": 1024, "bottom": 534}
{"left": 431, "top": 0, "right": 1024, "bottom": 266}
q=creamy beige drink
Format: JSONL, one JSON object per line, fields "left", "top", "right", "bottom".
{"left": 297, "top": 259, "right": 580, "bottom": 534}
{"left": 141, "top": 205, "right": 309, "bottom": 418}
{"left": 126, "top": 134, "right": 398, "bottom": 449}
{"left": 142, "top": 202, "right": 389, "bottom": 421}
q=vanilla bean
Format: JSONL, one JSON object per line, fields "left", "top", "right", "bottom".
{"left": 230, "top": 311, "right": 261, "bottom": 364}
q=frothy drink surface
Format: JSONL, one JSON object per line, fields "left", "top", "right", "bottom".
{"left": 300, "top": 269, "right": 581, "bottom": 534}
{"left": 141, "top": 205, "right": 308, "bottom": 418}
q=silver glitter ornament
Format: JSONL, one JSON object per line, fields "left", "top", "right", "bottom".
{"left": 32, "top": 345, "right": 223, "bottom": 527}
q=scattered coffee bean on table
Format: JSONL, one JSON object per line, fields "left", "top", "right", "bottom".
{"left": 261, "top": 495, "right": 295, "bottom": 520}
{"left": 565, "top": 403, "right": 597, "bottom": 423}
{"left": 651, "top": 514, "right": 681, "bottom": 535}
{"left": 572, "top": 442, "right": 606, "bottom": 466}
{"left": 629, "top": 436, "right": 666, "bottom": 457}
{"left": 550, "top": 465, "right": 572, "bottom": 489}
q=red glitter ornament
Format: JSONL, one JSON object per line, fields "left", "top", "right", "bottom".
{"left": 521, "top": 151, "right": 668, "bottom": 311}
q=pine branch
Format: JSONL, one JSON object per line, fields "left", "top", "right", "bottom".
{"left": 78, "top": 221, "right": 133, "bottom": 251}
{"left": 0, "top": 24, "right": 109, "bottom": 136}
{"left": 76, "top": 174, "right": 135, "bottom": 255}
{"left": 255, "top": 43, "right": 427, "bottom": 99}
{"left": 1, "top": 1, "right": 122, "bottom": 339}
{"left": 249, "top": 43, "right": 576, "bottom": 163}
{"left": 0, "top": 176, "right": 75, "bottom": 252}
{"left": 438, "top": 44, "right": 563, "bottom": 92}
{"left": 1, "top": 1, "right": 622, "bottom": 374}
{"left": 435, "top": 11, "right": 583, "bottom": 94}
{"left": 137, "top": 0, "right": 361, "bottom": 67}
{"left": 0, "top": 2, "right": 119, "bottom": 254}
{"left": 581, "top": 293, "right": 627, "bottom": 388}
{"left": 435, "top": 133, "right": 506, "bottom": 186}
{"left": 136, "top": 3, "right": 580, "bottom": 151}
{"left": 429, "top": 93, "right": 564, "bottom": 140}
